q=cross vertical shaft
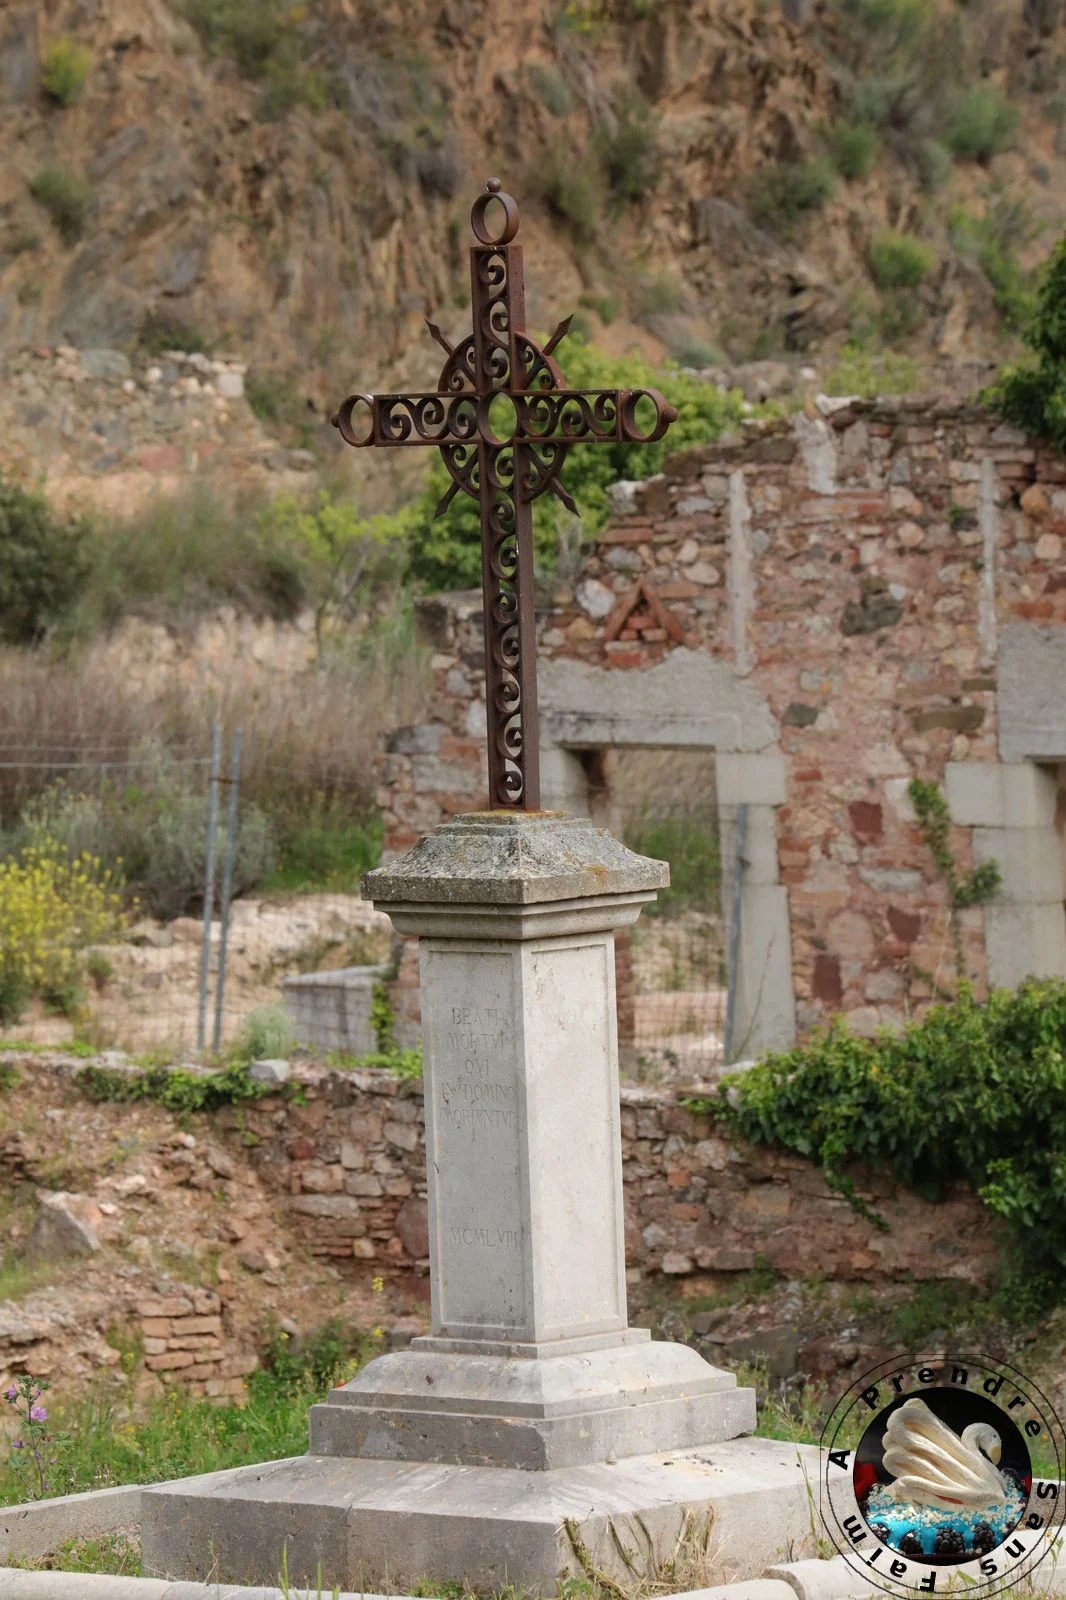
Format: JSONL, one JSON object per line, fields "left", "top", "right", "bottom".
{"left": 470, "top": 207, "right": 540, "bottom": 809}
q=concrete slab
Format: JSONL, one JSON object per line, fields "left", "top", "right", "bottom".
{"left": 0, "top": 1483, "right": 142, "bottom": 1562}
{"left": 140, "top": 1438, "right": 825, "bottom": 1595}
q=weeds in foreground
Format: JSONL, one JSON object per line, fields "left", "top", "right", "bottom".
{"left": 5, "top": 1534, "right": 141, "bottom": 1576}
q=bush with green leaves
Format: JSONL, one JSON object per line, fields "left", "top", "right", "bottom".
{"left": 11, "top": 745, "right": 277, "bottom": 920}
{"left": 829, "top": 120, "right": 880, "bottom": 180}
{"left": 40, "top": 38, "right": 92, "bottom": 106}
{"left": 594, "top": 91, "right": 660, "bottom": 208}
{"left": 747, "top": 159, "right": 834, "bottom": 237}
{"left": 869, "top": 229, "right": 935, "bottom": 290}
{"left": 237, "top": 1003, "right": 296, "bottom": 1061}
{"left": 0, "top": 481, "right": 89, "bottom": 645}
{"left": 406, "top": 338, "right": 746, "bottom": 591}
{"left": 27, "top": 164, "right": 92, "bottom": 246}
{"left": 951, "top": 195, "right": 1043, "bottom": 334}
{"left": 705, "top": 978, "right": 1066, "bottom": 1304}
{"left": 991, "top": 225, "right": 1066, "bottom": 451}
{"left": 945, "top": 84, "right": 1018, "bottom": 164}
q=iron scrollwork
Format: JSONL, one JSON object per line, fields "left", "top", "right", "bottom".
{"left": 331, "top": 178, "right": 678, "bottom": 810}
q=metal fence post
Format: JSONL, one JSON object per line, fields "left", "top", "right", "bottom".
{"left": 197, "top": 726, "right": 222, "bottom": 1054}
{"left": 723, "top": 802, "right": 749, "bottom": 1065}
{"left": 211, "top": 728, "right": 242, "bottom": 1055}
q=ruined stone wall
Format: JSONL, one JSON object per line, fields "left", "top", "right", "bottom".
{"left": 0, "top": 1057, "right": 998, "bottom": 1404}
{"left": 376, "top": 398, "right": 1066, "bottom": 1038}
{"left": 233, "top": 1066, "right": 996, "bottom": 1287}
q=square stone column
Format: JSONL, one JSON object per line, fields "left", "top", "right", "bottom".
{"left": 308, "top": 811, "right": 754, "bottom": 1469}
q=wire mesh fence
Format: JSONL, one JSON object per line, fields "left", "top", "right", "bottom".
{"left": 0, "top": 730, "right": 390, "bottom": 1058}
{"left": 613, "top": 748, "right": 734, "bottom": 1087}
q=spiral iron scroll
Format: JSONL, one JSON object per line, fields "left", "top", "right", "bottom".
{"left": 329, "top": 178, "right": 678, "bottom": 808}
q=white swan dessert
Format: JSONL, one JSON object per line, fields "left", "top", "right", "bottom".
{"left": 882, "top": 1397, "right": 1009, "bottom": 1510}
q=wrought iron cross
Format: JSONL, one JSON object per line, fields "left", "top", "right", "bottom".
{"left": 331, "top": 178, "right": 678, "bottom": 810}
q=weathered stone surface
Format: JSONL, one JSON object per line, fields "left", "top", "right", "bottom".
{"left": 364, "top": 811, "right": 668, "bottom": 908}
{"left": 140, "top": 1438, "right": 823, "bottom": 1593}
{"left": 23, "top": 1193, "right": 102, "bottom": 1261}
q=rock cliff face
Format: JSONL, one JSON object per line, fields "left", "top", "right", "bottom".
{"left": 2, "top": 0, "right": 1063, "bottom": 409}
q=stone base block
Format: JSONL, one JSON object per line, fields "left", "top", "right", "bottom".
{"left": 307, "top": 1341, "right": 752, "bottom": 1470}
{"left": 140, "top": 1438, "right": 824, "bottom": 1595}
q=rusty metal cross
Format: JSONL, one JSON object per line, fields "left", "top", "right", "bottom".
{"left": 331, "top": 178, "right": 677, "bottom": 810}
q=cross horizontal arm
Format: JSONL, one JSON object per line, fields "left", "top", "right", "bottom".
{"left": 332, "top": 387, "right": 678, "bottom": 451}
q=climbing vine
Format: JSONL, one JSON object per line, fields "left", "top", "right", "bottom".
{"left": 908, "top": 777, "right": 1000, "bottom": 982}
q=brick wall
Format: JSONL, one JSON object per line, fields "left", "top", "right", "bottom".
{"left": 375, "top": 398, "right": 1066, "bottom": 1039}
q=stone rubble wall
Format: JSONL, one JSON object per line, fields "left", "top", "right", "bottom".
{"left": 0, "top": 343, "right": 319, "bottom": 514}
{"left": 376, "top": 398, "right": 1066, "bottom": 1037}
{"left": 229, "top": 1065, "right": 997, "bottom": 1287}
{"left": 0, "top": 1058, "right": 998, "bottom": 1403}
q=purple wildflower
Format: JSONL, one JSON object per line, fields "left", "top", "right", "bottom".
{"left": 28, "top": 1406, "right": 46, "bottom": 1423}
{"left": 5, "top": 1384, "right": 16, "bottom": 1402}
{"left": 11, "top": 1439, "right": 22, "bottom": 1450}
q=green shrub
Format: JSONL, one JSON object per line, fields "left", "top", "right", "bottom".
{"left": 945, "top": 84, "right": 1018, "bottom": 162}
{"left": 747, "top": 159, "right": 834, "bottom": 237}
{"left": 624, "top": 816, "right": 721, "bottom": 918}
{"left": 594, "top": 92, "right": 660, "bottom": 207}
{"left": 991, "top": 225, "right": 1066, "bottom": 451}
{"left": 70, "top": 487, "right": 308, "bottom": 633}
{"left": 869, "top": 229, "right": 935, "bottom": 289}
{"left": 914, "top": 137, "right": 953, "bottom": 191}
{"left": 839, "top": 0, "right": 935, "bottom": 48}
{"left": 529, "top": 62, "right": 571, "bottom": 117}
{"left": 705, "top": 978, "right": 1066, "bottom": 1302}
{"left": 406, "top": 337, "right": 746, "bottom": 591}
{"left": 0, "top": 844, "right": 125, "bottom": 1024}
{"left": 76, "top": 1058, "right": 279, "bottom": 1114}
{"left": 180, "top": 0, "right": 296, "bottom": 76}
{"left": 532, "top": 143, "right": 605, "bottom": 241}
{"left": 824, "top": 342, "right": 920, "bottom": 396}
{"left": 27, "top": 164, "right": 92, "bottom": 245}
{"left": 261, "top": 799, "right": 382, "bottom": 892}
{"left": 40, "top": 38, "right": 92, "bottom": 106}
{"left": 950, "top": 195, "right": 1043, "bottom": 333}
{"left": 0, "top": 480, "right": 89, "bottom": 643}
{"left": 238, "top": 1003, "right": 296, "bottom": 1061}
{"left": 14, "top": 746, "right": 277, "bottom": 920}
{"left": 829, "top": 120, "right": 879, "bottom": 180}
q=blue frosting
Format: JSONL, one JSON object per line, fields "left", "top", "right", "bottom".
{"left": 864, "top": 1482, "right": 1025, "bottom": 1558}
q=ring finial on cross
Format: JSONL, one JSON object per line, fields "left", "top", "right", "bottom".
{"left": 470, "top": 180, "right": 520, "bottom": 247}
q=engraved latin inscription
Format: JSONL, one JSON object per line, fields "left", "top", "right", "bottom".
{"left": 439, "top": 1004, "right": 517, "bottom": 1134}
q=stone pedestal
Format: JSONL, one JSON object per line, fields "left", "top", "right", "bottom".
{"left": 309, "top": 812, "right": 752, "bottom": 1469}
{"left": 140, "top": 814, "right": 818, "bottom": 1592}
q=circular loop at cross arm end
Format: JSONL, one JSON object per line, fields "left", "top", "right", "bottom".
{"left": 618, "top": 386, "right": 680, "bottom": 444}
{"left": 333, "top": 394, "right": 376, "bottom": 448}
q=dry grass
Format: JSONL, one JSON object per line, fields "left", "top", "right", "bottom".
{"left": 0, "top": 616, "right": 431, "bottom": 825}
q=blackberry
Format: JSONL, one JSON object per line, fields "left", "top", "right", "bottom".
{"left": 934, "top": 1527, "right": 966, "bottom": 1557}
{"left": 973, "top": 1522, "right": 996, "bottom": 1555}
{"left": 900, "top": 1531, "right": 924, "bottom": 1556}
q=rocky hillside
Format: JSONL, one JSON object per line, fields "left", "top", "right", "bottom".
{"left": 1, "top": 0, "right": 1064, "bottom": 430}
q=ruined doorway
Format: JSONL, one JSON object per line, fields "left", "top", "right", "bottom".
{"left": 590, "top": 749, "right": 726, "bottom": 1086}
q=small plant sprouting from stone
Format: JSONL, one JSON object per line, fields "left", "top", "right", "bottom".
{"left": 908, "top": 778, "right": 1001, "bottom": 982}
{"left": 5, "top": 1375, "right": 70, "bottom": 1499}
